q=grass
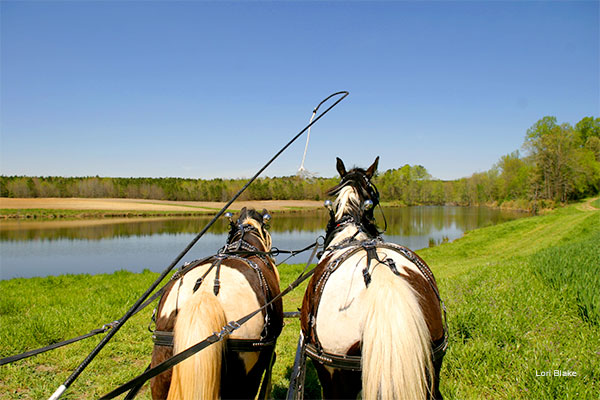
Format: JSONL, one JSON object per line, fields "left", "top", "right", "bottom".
{"left": 1, "top": 201, "right": 599, "bottom": 399}
{"left": 0, "top": 206, "right": 320, "bottom": 220}
{"left": 530, "top": 231, "right": 599, "bottom": 325}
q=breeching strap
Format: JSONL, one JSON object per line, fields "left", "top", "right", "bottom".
{"left": 48, "top": 91, "right": 348, "bottom": 400}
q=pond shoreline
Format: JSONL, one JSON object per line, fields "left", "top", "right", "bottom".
{"left": 0, "top": 198, "right": 324, "bottom": 220}
{"left": 1, "top": 205, "right": 531, "bottom": 280}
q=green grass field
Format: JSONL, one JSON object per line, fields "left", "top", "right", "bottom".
{"left": 1, "top": 201, "right": 598, "bottom": 399}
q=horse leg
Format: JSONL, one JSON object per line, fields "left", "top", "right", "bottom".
{"left": 314, "top": 363, "right": 361, "bottom": 399}
{"left": 431, "top": 354, "right": 445, "bottom": 400}
{"left": 150, "top": 345, "right": 173, "bottom": 399}
{"left": 221, "top": 349, "right": 273, "bottom": 399}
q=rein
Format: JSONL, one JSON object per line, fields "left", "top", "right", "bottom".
{"left": 48, "top": 91, "right": 348, "bottom": 400}
{"left": 0, "top": 229, "right": 317, "bottom": 368}
{"left": 99, "top": 239, "right": 322, "bottom": 400}
{"left": 289, "top": 168, "right": 449, "bottom": 396}
{"left": 295, "top": 237, "right": 449, "bottom": 395}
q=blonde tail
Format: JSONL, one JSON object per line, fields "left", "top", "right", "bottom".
{"left": 167, "top": 292, "right": 227, "bottom": 400}
{"left": 361, "top": 266, "right": 433, "bottom": 400}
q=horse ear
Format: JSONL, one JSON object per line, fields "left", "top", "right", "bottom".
{"left": 336, "top": 157, "right": 347, "bottom": 177}
{"left": 366, "top": 156, "right": 379, "bottom": 179}
{"left": 262, "top": 208, "right": 268, "bottom": 216}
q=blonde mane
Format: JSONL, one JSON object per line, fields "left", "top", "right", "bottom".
{"left": 334, "top": 186, "right": 361, "bottom": 220}
{"left": 240, "top": 217, "right": 272, "bottom": 251}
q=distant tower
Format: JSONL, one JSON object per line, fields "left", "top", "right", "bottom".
{"left": 297, "top": 109, "right": 318, "bottom": 179}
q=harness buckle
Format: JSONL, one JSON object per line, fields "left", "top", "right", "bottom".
{"left": 215, "top": 321, "right": 241, "bottom": 339}
{"left": 102, "top": 320, "right": 119, "bottom": 331}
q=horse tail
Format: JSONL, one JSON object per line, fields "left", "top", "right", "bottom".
{"left": 361, "top": 265, "right": 433, "bottom": 400}
{"left": 167, "top": 291, "right": 227, "bottom": 400}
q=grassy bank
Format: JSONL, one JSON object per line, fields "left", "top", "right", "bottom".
{"left": 0, "top": 206, "right": 320, "bottom": 220}
{"left": 1, "top": 202, "right": 598, "bottom": 399}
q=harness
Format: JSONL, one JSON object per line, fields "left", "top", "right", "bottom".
{"left": 304, "top": 238, "right": 449, "bottom": 372}
{"left": 151, "top": 224, "right": 280, "bottom": 353}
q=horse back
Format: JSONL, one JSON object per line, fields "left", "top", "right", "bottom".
{"left": 301, "top": 245, "right": 444, "bottom": 352}
{"left": 151, "top": 256, "right": 283, "bottom": 399}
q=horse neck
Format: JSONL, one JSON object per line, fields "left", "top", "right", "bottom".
{"left": 246, "top": 232, "right": 269, "bottom": 252}
{"left": 239, "top": 229, "right": 278, "bottom": 280}
{"left": 325, "top": 186, "right": 367, "bottom": 248}
{"left": 326, "top": 220, "right": 369, "bottom": 249}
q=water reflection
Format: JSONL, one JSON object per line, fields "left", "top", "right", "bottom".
{"left": 0, "top": 210, "right": 329, "bottom": 242}
{"left": 0, "top": 207, "right": 527, "bottom": 279}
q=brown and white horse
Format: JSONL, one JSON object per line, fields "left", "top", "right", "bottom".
{"left": 150, "top": 208, "right": 283, "bottom": 400}
{"left": 301, "top": 157, "right": 447, "bottom": 399}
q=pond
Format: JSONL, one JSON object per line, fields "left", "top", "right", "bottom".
{"left": 0, "top": 206, "right": 528, "bottom": 280}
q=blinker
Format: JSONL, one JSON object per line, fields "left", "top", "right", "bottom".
{"left": 362, "top": 199, "right": 374, "bottom": 211}
{"left": 262, "top": 213, "right": 272, "bottom": 224}
{"left": 224, "top": 212, "right": 233, "bottom": 223}
{"left": 324, "top": 199, "right": 333, "bottom": 211}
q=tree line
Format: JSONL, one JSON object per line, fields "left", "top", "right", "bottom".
{"left": 2, "top": 116, "right": 598, "bottom": 209}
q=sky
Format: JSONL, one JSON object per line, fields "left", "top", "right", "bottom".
{"left": 1, "top": 1, "right": 598, "bottom": 181}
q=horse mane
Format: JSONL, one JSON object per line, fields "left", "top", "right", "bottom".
{"left": 333, "top": 186, "right": 361, "bottom": 221}
{"left": 227, "top": 208, "right": 272, "bottom": 251}
{"left": 326, "top": 167, "right": 381, "bottom": 239}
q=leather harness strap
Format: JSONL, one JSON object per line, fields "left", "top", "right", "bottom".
{"left": 152, "top": 330, "right": 276, "bottom": 352}
{"left": 152, "top": 225, "right": 279, "bottom": 351}
{"left": 305, "top": 334, "right": 448, "bottom": 371}
{"left": 305, "top": 342, "right": 361, "bottom": 371}
{"left": 305, "top": 238, "right": 449, "bottom": 371}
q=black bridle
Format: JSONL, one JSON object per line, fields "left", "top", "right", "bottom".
{"left": 323, "top": 169, "right": 383, "bottom": 249}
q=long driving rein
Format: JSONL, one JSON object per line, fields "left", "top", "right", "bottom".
{"left": 47, "top": 91, "right": 348, "bottom": 400}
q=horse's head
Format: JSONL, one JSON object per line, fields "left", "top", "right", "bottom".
{"left": 226, "top": 207, "right": 273, "bottom": 252}
{"left": 324, "top": 156, "right": 380, "bottom": 246}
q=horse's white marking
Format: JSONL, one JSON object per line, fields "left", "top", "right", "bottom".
{"left": 160, "top": 263, "right": 264, "bottom": 373}
{"left": 327, "top": 225, "right": 367, "bottom": 249}
{"left": 317, "top": 185, "right": 425, "bottom": 355}
{"left": 334, "top": 186, "right": 360, "bottom": 220}
{"left": 316, "top": 249, "right": 426, "bottom": 354}
{"left": 315, "top": 176, "right": 434, "bottom": 398}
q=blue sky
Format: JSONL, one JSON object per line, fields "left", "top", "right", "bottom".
{"left": 1, "top": 1, "right": 598, "bottom": 180}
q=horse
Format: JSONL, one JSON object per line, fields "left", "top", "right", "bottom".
{"left": 150, "top": 208, "right": 284, "bottom": 400}
{"left": 300, "top": 157, "right": 447, "bottom": 399}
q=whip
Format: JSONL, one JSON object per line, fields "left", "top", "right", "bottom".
{"left": 47, "top": 91, "right": 348, "bottom": 400}
{"left": 297, "top": 92, "right": 341, "bottom": 179}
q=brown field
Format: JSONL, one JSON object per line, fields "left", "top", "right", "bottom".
{"left": 0, "top": 197, "right": 322, "bottom": 212}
